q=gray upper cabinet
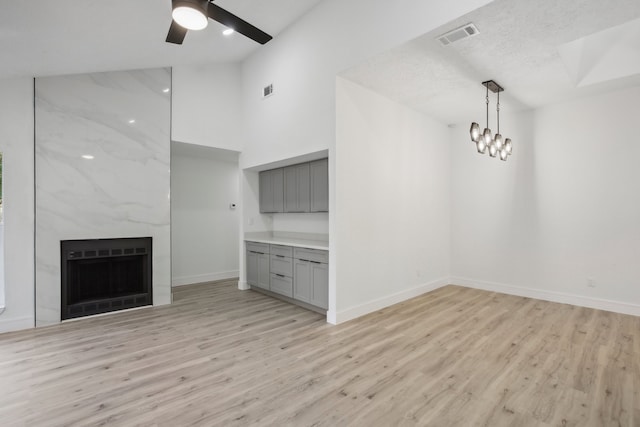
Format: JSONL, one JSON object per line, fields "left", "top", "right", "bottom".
{"left": 310, "top": 159, "right": 329, "bottom": 212}
{"left": 259, "top": 168, "right": 284, "bottom": 213}
{"left": 259, "top": 158, "right": 328, "bottom": 214}
{"left": 284, "top": 163, "right": 310, "bottom": 212}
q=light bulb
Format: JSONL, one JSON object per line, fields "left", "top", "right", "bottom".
{"left": 476, "top": 139, "right": 487, "bottom": 154}
{"left": 470, "top": 122, "right": 480, "bottom": 142}
{"left": 483, "top": 128, "right": 492, "bottom": 145}
{"left": 494, "top": 133, "right": 503, "bottom": 150}
{"left": 504, "top": 138, "right": 513, "bottom": 155}
{"left": 500, "top": 148, "right": 508, "bottom": 161}
{"left": 489, "top": 141, "right": 498, "bottom": 157}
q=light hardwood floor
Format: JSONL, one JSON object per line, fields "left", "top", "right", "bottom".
{"left": 0, "top": 281, "right": 638, "bottom": 426}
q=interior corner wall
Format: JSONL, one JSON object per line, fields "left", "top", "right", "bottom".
{"left": 239, "top": 0, "right": 492, "bottom": 169}
{"left": 0, "top": 78, "right": 35, "bottom": 333}
{"left": 450, "top": 86, "right": 640, "bottom": 315}
{"left": 171, "top": 63, "right": 243, "bottom": 152}
{"left": 171, "top": 150, "right": 240, "bottom": 286}
{"left": 334, "top": 78, "right": 451, "bottom": 322}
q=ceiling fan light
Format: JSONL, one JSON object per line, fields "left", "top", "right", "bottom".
{"left": 470, "top": 122, "right": 481, "bottom": 142}
{"left": 172, "top": 0, "right": 209, "bottom": 31}
{"left": 504, "top": 138, "right": 513, "bottom": 155}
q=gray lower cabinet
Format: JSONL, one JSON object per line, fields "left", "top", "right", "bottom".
{"left": 246, "top": 241, "right": 328, "bottom": 311}
{"left": 270, "top": 273, "right": 293, "bottom": 297}
{"left": 293, "top": 247, "right": 329, "bottom": 310}
{"left": 270, "top": 246, "right": 293, "bottom": 297}
{"left": 259, "top": 168, "right": 284, "bottom": 213}
{"left": 293, "top": 260, "right": 328, "bottom": 310}
{"left": 246, "top": 242, "right": 270, "bottom": 290}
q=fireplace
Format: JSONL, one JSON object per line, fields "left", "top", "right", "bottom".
{"left": 61, "top": 237, "right": 152, "bottom": 320}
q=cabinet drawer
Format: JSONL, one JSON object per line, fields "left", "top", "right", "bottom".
{"left": 246, "top": 241, "right": 270, "bottom": 254}
{"left": 270, "top": 254, "right": 293, "bottom": 277}
{"left": 270, "top": 244, "right": 293, "bottom": 258}
{"left": 294, "top": 247, "right": 328, "bottom": 264}
{"left": 270, "top": 273, "right": 293, "bottom": 298}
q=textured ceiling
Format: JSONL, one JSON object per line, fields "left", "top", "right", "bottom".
{"left": 0, "top": 0, "right": 323, "bottom": 79}
{"left": 341, "top": 0, "right": 640, "bottom": 125}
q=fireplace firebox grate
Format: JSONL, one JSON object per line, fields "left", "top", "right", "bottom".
{"left": 61, "top": 237, "right": 152, "bottom": 320}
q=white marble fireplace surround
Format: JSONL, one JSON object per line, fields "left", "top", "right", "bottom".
{"left": 35, "top": 68, "right": 171, "bottom": 326}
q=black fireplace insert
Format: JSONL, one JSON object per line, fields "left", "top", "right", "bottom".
{"left": 61, "top": 237, "right": 152, "bottom": 320}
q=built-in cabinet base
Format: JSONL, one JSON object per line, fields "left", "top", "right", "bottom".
{"left": 246, "top": 240, "right": 328, "bottom": 313}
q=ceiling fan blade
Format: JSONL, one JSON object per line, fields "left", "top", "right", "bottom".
{"left": 166, "top": 20, "right": 188, "bottom": 44}
{"left": 207, "top": 2, "right": 272, "bottom": 45}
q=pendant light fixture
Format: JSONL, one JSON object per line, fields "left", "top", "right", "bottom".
{"left": 469, "top": 80, "right": 513, "bottom": 161}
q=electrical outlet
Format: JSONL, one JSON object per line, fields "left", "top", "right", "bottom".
{"left": 587, "top": 278, "right": 596, "bottom": 288}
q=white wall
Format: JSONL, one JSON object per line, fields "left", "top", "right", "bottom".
{"left": 171, "top": 143, "right": 240, "bottom": 285}
{"left": 271, "top": 213, "right": 329, "bottom": 235}
{"left": 240, "top": 0, "right": 492, "bottom": 169}
{"left": 334, "top": 78, "right": 451, "bottom": 322}
{"left": 0, "top": 78, "right": 35, "bottom": 333}
{"left": 171, "top": 63, "right": 243, "bottom": 152}
{"left": 451, "top": 87, "right": 640, "bottom": 315}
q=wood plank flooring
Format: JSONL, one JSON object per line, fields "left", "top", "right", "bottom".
{"left": 0, "top": 281, "right": 638, "bottom": 426}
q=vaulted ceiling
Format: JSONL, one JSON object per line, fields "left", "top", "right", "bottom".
{"left": 0, "top": 0, "right": 322, "bottom": 79}
{"left": 341, "top": 0, "right": 640, "bottom": 124}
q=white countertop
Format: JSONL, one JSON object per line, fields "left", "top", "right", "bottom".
{"left": 245, "top": 236, "right": 329, "bottom": 251}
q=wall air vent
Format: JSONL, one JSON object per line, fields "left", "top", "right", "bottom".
{"left": 437, "top": 23, "right": 479, "bottom": 46}
{"left": 262, "top": 83, "right": 274, "bottom": 98}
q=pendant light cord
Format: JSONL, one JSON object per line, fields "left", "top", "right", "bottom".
{"left": 485, "top": 85, "right": 489, "bottom": 128}
{"left": 496, "top": 90, "right": 500, "bottom": 134}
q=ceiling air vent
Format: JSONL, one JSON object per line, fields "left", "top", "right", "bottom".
{"left": 437, "top": 23, "right": 479, "bottom": 46}
{"left": 262, "top": 83, "right": 274, "bottom": 99}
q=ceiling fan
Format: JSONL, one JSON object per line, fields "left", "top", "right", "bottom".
{"left": 166, "top": 0, "right": 272, "bottom": 45}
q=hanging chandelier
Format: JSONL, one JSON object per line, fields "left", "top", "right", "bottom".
{"left": 469, "top": 80, "right": 512, "bottom": 161}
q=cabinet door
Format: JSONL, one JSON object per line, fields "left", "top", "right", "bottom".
{"left": 310, "top": 159, "right": 328, "bottom": 212}
{"left": 256, "top": 253, "right": 271, "bottom": 290}
{"left": 259, "top": 169, "right": 284, "bottom": 213}
{"left": 246, "top": 250, "right": 258, "bottom": 286}
{"left": 259, "top": 170, "right": 273, "bottom": 213}
{"left": 284, "top": 163, "right": 310, "bottom": 213}
{"left": 310, "top": 262, "right": 329, "bottom": 309}
{"left": 293, "top": 259, "right": 311, "bottom": 303}
{"left": 271, "top": 168, "right": 284, "bottom": 213}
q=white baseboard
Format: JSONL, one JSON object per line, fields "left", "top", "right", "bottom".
{"left": 0, "top": 316, "right": 34, "bottom": 334}
{"left": 237, "top": 281, "right": 250, "bottom": 291}
{"left": 333, "top": 277, "right": 449, "bottom": 325}
{"left": 450, "top": 276, "right": 640, "bottom": 317}
{"left": 172, "top": 271, "right": 239, "bottom": 287}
